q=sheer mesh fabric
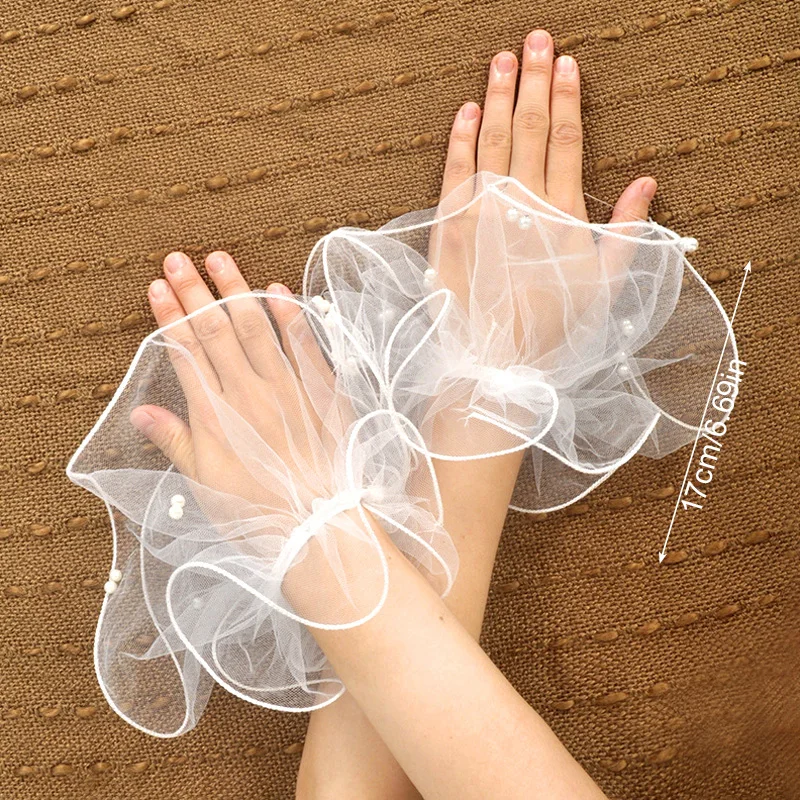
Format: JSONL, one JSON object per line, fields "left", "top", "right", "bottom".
{"left": 68, "top": 171, "right": 735, "bottom": 736}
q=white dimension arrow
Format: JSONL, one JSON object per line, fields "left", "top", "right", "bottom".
{"left": 659, "top": 261, "right": 751, "bottom": 563}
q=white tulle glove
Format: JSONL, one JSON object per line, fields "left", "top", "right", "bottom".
{"left": 67, "top": 169, "right": 737, "bottom": 737}
{"left": 67, "top": 292, "right": 456, "bottom": 736}
{"left": 303, "top": 170, "right": 738, "bottom": 512}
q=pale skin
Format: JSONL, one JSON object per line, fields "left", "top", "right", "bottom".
{"left": 134, "top": 28, "right": 657, "bottom": 800}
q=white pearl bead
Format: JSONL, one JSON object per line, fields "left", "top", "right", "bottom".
{"left": 311, "top": 295, "right": 331, "bottom": 314}
{"left": 681, "top": 237, "right": 698, "bottom": 253}
{"left": 109, "top": 568, "right": 123, "bottom": 583}
{"left": 518, "top": 214, "right": 532, "bottom": 230}
{"left": 614, "top": 349, "right": 631, "bottom": 378}
{"left": 170, "top": 494, "right": 186, "bottom": 507}
{"left": 104, "top": 580, "right": 118, "bottom": 595}
{"left": 505, "top": 207, "right": 519, "bottom": 223}
{"left": 423, "top": 268, "right": 437, "bottom": 282}
{"left": 168, "top": 505, "right": 184, "bottom": 520}
{"left": 620, "top": 319, "right": 635, "bottom": 336}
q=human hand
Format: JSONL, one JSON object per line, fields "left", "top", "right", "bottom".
{"left": 130, "top": 252, "right": 454, "bottom": 628}
{"left": 130, "top": 253, "right": 396, "bottom": 628}
{"left": 130, "top": 252, "right": 335, "bottom": 509}
{"left": 433, "top": 29, "right": 657, "bottom": 357}
{"left": 416, "top": 30, "right": 661, "bottom": 470}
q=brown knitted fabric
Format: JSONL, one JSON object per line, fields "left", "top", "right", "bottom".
{"left": 1, "top": 1, "right": 797, "bottom": 798}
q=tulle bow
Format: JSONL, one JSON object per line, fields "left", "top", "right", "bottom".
{"left": 66, "top": 170, "right": 737, "bottom": 738}
{"left": 304, "top": 171, "right": 738, "bottom": 512}
{"left": 66, "top": 296, "right": 456, "bottom": 736}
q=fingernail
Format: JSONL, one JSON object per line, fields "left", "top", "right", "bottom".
{"left": 130, "top": 407, "right": 156, "bottom": 434}
{"left": 495, "top": 53, "right": 517, "bottom": 75}
{"left": 555, "top": 55, "right": 576, "bottom": 75}
{"left": 527, "top": 30, "right": 550, "bottom": 55}
{"left": 149, "top": 279, "right": 169, "bottom": 299}
{"left": 206, "top": 251, "right": 227, "bottom": 274}
{"left": 164, "top": 252, "right": 187, "bottom": 275}
{"left": 460, "top": 102, "right": 479, "bottom": 121}
{"left": 267, "top": 283, "right": 292, "bottom": 296}
{"left": 640, "top": 177, "right": 658, "bottom": 200}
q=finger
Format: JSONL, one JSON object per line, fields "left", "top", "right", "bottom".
{"left": 432, "top": 102, "right": 481, "bottom": 292}
{"left": 205, "top": 251, "right": 285, "bottom": 378}
{"left": 545, "top": 55, "right": 585, "bottom": 218}
{"left": 510, "top": 29, "right": 553, "bottom": 196}
{"left": 601, "top": 177, "right": 658, "bottom": 289}
{"left": 440, "top": 102, "right": 481, "bottom": 199}
{"left": 149, "top": 278, "right": 222, "bottom": 395}
{"left": 130, "top": 404, "right": 195, "bottom": 479}
{"left": 204, "top": 250, "right": 251, "bottom": 297}
{"left": 163, "top": 251, "right": 252, "bottom": 383}
{"left": 609, "top": 176, "right": 658, "bottom": 225}
{"left": 266, "top": 283, "right": 333, "bottom": 385}
{"left": 476, "top": 50, "right": 517, "bottom": 176}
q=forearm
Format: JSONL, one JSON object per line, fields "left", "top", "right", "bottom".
{"left": 296, "top": 693, "right": 419, "bottom": 800}
{"left": 309, "top": 526, "right": 606, "bottom": 800}
{"left": 295, "top": 443, "right": 522, "bottom": 799}
{"left": 433, "top": 449, "right": 523, "bottom": 637}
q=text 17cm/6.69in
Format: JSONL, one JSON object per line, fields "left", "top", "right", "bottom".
{"left": 681, "top": 358, "right": 745, "bottom": 511}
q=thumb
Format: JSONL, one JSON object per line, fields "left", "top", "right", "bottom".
{"left": 130, "top": 405, "right": 195, "bottom": 478}
{"left": 610, "top": 176, "right": 657, "bottom": 225}
{"left": 599, "top": 176, "right": 658, "bottom": 292}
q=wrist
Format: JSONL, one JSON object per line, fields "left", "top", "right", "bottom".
{"left": 279, "top": 507, "right": 396, "bottom": 626}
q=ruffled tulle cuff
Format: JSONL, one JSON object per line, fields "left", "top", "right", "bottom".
{"left": 67, "top": 293, "right": 456, "bottom": 736}
{"left": 303, "top": 170, "right": 737, "bottom": 512}
{"left": 68, "top": 170, "right": 737, "bottom": 736}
